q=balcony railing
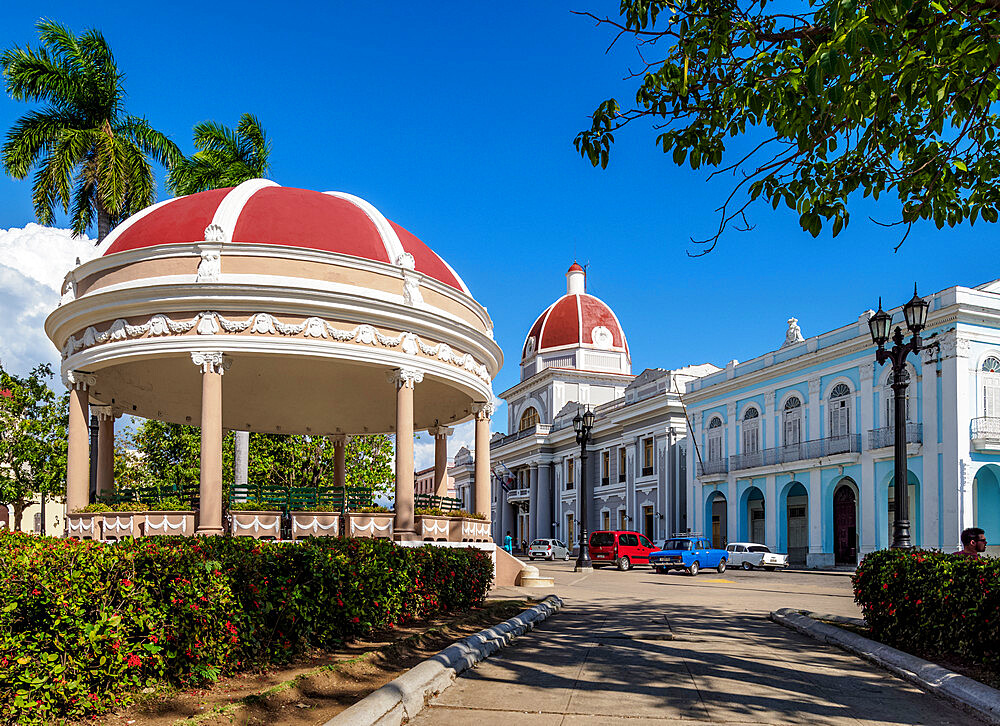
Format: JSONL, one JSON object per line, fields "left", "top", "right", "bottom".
{"left": 697, "top": 459, "right": 728, "bottom": 476}
{"left": 491, "top": 424, "right": 552, "bottom": 449}
{"left": 506, "top": 488, "right": 530, "bottom": 503}
{"left": 972, "top": 417, "right": 1000, "bottom": 442}
{"left": 729, "top": 434, "right": 862, "bottom": 471}
{"left": 868, "top": 423, "right": 922, "bottom": 449}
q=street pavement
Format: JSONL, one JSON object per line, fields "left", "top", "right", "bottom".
{"left": 411, "top": 558, "right": 983, "bottom": 725}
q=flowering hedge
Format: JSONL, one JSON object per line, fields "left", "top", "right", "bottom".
{"left": 853, "top": 549, "right": 1000, "bottom": 665}
{"left": 0, "top": 532, "right": 493, "bottom": 723}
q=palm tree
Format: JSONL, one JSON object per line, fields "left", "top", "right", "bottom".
{"left": 1, "top": 20, "right": 180, "bottom": 242}
{"left": 167, "top": 114, "right": 271, "bottom": 196}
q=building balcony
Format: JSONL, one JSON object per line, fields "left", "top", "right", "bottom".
{"left": 971, "top": 417, "right": 1000, "bottom": 452}
{"left": 491, "top": 424, "right": 552, "bottom": 449}
{"left": 697, "top": 459, "right": 728, "bottom": 477}
{"left": 506, "top": 488, "right": 530, "bottom": 503}
{"left": 729, "top": 434, "right": 862, "bottom": 472}
{"left": 867, "top": 424, "right": 922, "bottom": 450}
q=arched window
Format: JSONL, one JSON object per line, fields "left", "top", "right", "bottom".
{"left": 707, "top": 416, "right": 723, "bottom": 462}
{"left": 519, "top": 406, "right": 540, "bottom": 431}
{"left": 885, "top": 371, "right": 912, "bottom": 423}
{"left": 742, "top": 407, "right": 760, "bottom": 453}
{"left": 983, "top": 357, "right": 1000, "bottom": 418}
{"left": 829, "top": 384, "right": 852, "bottom": 438}
{"left": 783, "top": 396, "right": 802, "bottom": 446}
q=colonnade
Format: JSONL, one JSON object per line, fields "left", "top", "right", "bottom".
{"left": 63, "top": 360, "right": 494, "bottom": 539}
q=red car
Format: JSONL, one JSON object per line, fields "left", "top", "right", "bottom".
{"left": 588, "top": 530, "right": 657, "bottom": 571}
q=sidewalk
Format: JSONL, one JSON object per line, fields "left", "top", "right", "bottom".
{"left": 411, "top": 572, "right": 978, "bottom": 725}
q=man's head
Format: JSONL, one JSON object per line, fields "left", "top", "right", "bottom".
{"left": 961, "top": 527, "right": 987, "bottom": 551}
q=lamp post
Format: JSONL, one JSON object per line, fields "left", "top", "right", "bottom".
{"left": 572, "top": 407, "right": 595, "bottom": 572}
{"left": 868, "top": 285, "right": 929, "bottom": 550}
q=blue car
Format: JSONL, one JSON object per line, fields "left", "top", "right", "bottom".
{"left": 649, "top": 536, "right": 728, "bottom": 576}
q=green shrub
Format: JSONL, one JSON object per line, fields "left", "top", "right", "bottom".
{"left": 415, "top": 507, "right": 444, "bottom": 516}
{"left": 853, "top": 549, "right": 1000, "bottom": 665}
{"left": 228, "top": 500, "right": 277, "bottom": 511}
{"left": 0, "top": 532, "right": 493, "bottom": 723}
{"left": 80, "top": 503, "right": 112, "bottom": 513}
{"left": 113, "top": 501, "right": 147, "bottom": 512}
{"left": 352, "top": 505, "right": 390, "bottom": 513}
{"left": 145, "top": 496, "right": 192, "bottom": 512}
{"left": 291, "top": 504, "right": 342, "bottom": 513}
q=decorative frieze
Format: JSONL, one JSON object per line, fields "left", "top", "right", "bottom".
{"left": 61, "top": 311, "right": 492, "bottom": 382}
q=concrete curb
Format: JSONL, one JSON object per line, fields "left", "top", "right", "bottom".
{"left": 323, "top": 595, "right": 564, "bottom": 726}
{"left": 770, "top": 608, "right": 1000, "bottom": 725}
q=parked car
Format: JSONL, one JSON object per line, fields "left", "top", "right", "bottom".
{"left": 528, "top": 538, "right": 570, "bottom": 561}
{"left": 588, "top": 530, "right": 657, "bottom": 570}
{"left": 649, "top": 536, "right": 727, "bottom": 576}
{"left": 725, "top": 542, "right": 789, "bottom": 571}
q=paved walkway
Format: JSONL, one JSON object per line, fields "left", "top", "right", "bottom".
{"left": 413, "top": 564, "right": 982, "bottom": 725}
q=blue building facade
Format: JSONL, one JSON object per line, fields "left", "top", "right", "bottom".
{"left": 685, "top": 281, "right": 1000, "bottom": 566}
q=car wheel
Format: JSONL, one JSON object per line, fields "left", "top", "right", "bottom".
{"left": 741, "top": 561, "right": 753, "bottom": 571}
{"left": 549, "top": 553, "right": 555, "bottom": 561}
{"left": 654, "top": 566, "right": 667, "bottom": 574}
{"left": 528, "top": 556, "right": 534, "bottom": 561}
{"left": 687, "top": 561, "right": 700, "bottom": 576}
{"left": 717, "top": 559, "right": 727, "bottom": 574}
{"left": 617, "top": 556, "right": 631, "bottom": 571}
{"left": 564, "top": 552, "right": 570, "bottom": 561}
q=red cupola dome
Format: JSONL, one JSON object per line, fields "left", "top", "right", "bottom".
{"left": 98, "top": 180, "right": 469, "bottom": 292}
{"left": 521, "top": 263, "right": 629, "bottom": 364}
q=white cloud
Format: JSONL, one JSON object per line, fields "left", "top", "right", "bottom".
{"left": 0, "top": 224, "right": 97, "bottom": 375}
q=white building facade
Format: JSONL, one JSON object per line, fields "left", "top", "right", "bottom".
{"left": 452, "top": 264, "right": 716, "bottom": 547}
{"left": 685, "top": 281, "right": 1000, "bottom": 567}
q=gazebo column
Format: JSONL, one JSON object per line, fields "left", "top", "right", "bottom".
{"left": 389, "top": 368, "right": 423, "bottom": 541}
{"left": 65, "top": 371, "right": 96, "bottom": 515}
{"left": 94, "top": 406, "right": 116, "bottom": 500}
{"left": 193, "top": 352, "right": 229, "bottom": 536}
{"left": 428, "top": 426, "right": 454, "bottom": 498}
{"left": 330, "top": 434, "right": 348, "bottom": 489}
{"left": 472, "top": 402, "right": 494, "bottom": 520}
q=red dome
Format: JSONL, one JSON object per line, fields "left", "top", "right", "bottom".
{"left": 522, "top": 266, "right": 629, "bottom": 362}
{"left": 99, "top": 180, "right": 469, "bottom": 292}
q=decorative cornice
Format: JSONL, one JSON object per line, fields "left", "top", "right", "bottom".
{"left": 191, "top": 351, "right": 231, "bottom": 375}
{"left": 61, "top": 311, "right": 492, "bottom": 383}
{"left": 386, "top": 367, "right": 423, "bottom": 389}
{"left": 64, "top": 370, "right": 96, "bottom": 390}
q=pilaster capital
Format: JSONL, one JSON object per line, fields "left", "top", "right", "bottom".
{"left": 472, "top": 401, "right": 495, "bottom": 420}
{"left": 763, "top": 391, "right": 775, "bottom": 409}
{"left": 191, "top": 351, "right": 231, "bottom": 375}
{"left": 859, "top": 363, "right": 875, "bottom": 383}
{"left": 387, "top": 367, "right": 423, "bottom": 389}
{"left": 327, "top": 434, "right": 350, "bottom": 446}
{"left": 64, "top": 370, "right": 96, "bottom": 391}
{"left": 428, "top": 426, "right": 455, "bottom": 439}
{"left": 939, "top": 330, "right": 970, "bottom": 360}
{"left": 725, "top": 402, "right": 737, "bottom": 419}
{"left": 92, "top": 405, "right": 114, "bottom": 422}
{"left": 807, "top": 377, "right": 821, "bottom": 397}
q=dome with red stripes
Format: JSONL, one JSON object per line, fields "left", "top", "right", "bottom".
{"left": 522, "top": 264, "right": 629, "bottom": 362}
{"left": 98, "top": 179, "right": 470, "bottom": 293}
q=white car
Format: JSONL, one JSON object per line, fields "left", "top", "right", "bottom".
{"left": 528, "top": 538, "right": 570, "bottom": 561}
{"left": 725, "top": 542, "right": 789, "bottom": 571}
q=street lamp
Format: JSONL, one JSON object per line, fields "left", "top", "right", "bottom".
{"left": 868, "top": 286, "right": 929, "bottom": 550}
{"left": 572, "top": 407, "right": 595, "bottom": 571}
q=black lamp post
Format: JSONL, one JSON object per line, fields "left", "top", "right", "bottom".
{"left": 868, "top": 285, "right": 929, "bottom": 550}
{"left": 573, "top": 407, "right": 595, "bottom": 572}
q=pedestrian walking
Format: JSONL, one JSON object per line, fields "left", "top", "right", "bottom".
{"left": 521, "top": 538, "right": 527, "bottom": 554}
{"left": 504, "top": 530, "right": 513, "bottom": 554}
{"left": 955, "top": 527, "right": 988, "bottom": 558}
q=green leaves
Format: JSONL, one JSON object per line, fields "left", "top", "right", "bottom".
{"left": 579, "top": 0, "right": 1000, "bottom": 248}
{"left": 166, "top": 113, "right": 271, "bottom": 196}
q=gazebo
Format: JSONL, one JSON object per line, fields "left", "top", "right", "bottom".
{"left": 44, "top": 180, "right": 502, "bottom": 542}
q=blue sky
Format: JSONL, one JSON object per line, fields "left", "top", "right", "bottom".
{"left": 0, "top": 1, "right": 993, "bottom": 413}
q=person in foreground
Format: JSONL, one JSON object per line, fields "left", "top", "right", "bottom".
{"left": 955, "top": 527, "right": 987, "bottom": 558}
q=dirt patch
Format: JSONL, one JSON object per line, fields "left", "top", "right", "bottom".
{"left": 87, "top": 599, "right": 529, "bottom": 726}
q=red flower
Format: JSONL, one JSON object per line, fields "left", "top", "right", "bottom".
{"left": 351, "top": 616, "right": 360, "bottom": 623}
{"left": 127, "top": 654, "right": 141, "bottom": 667}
